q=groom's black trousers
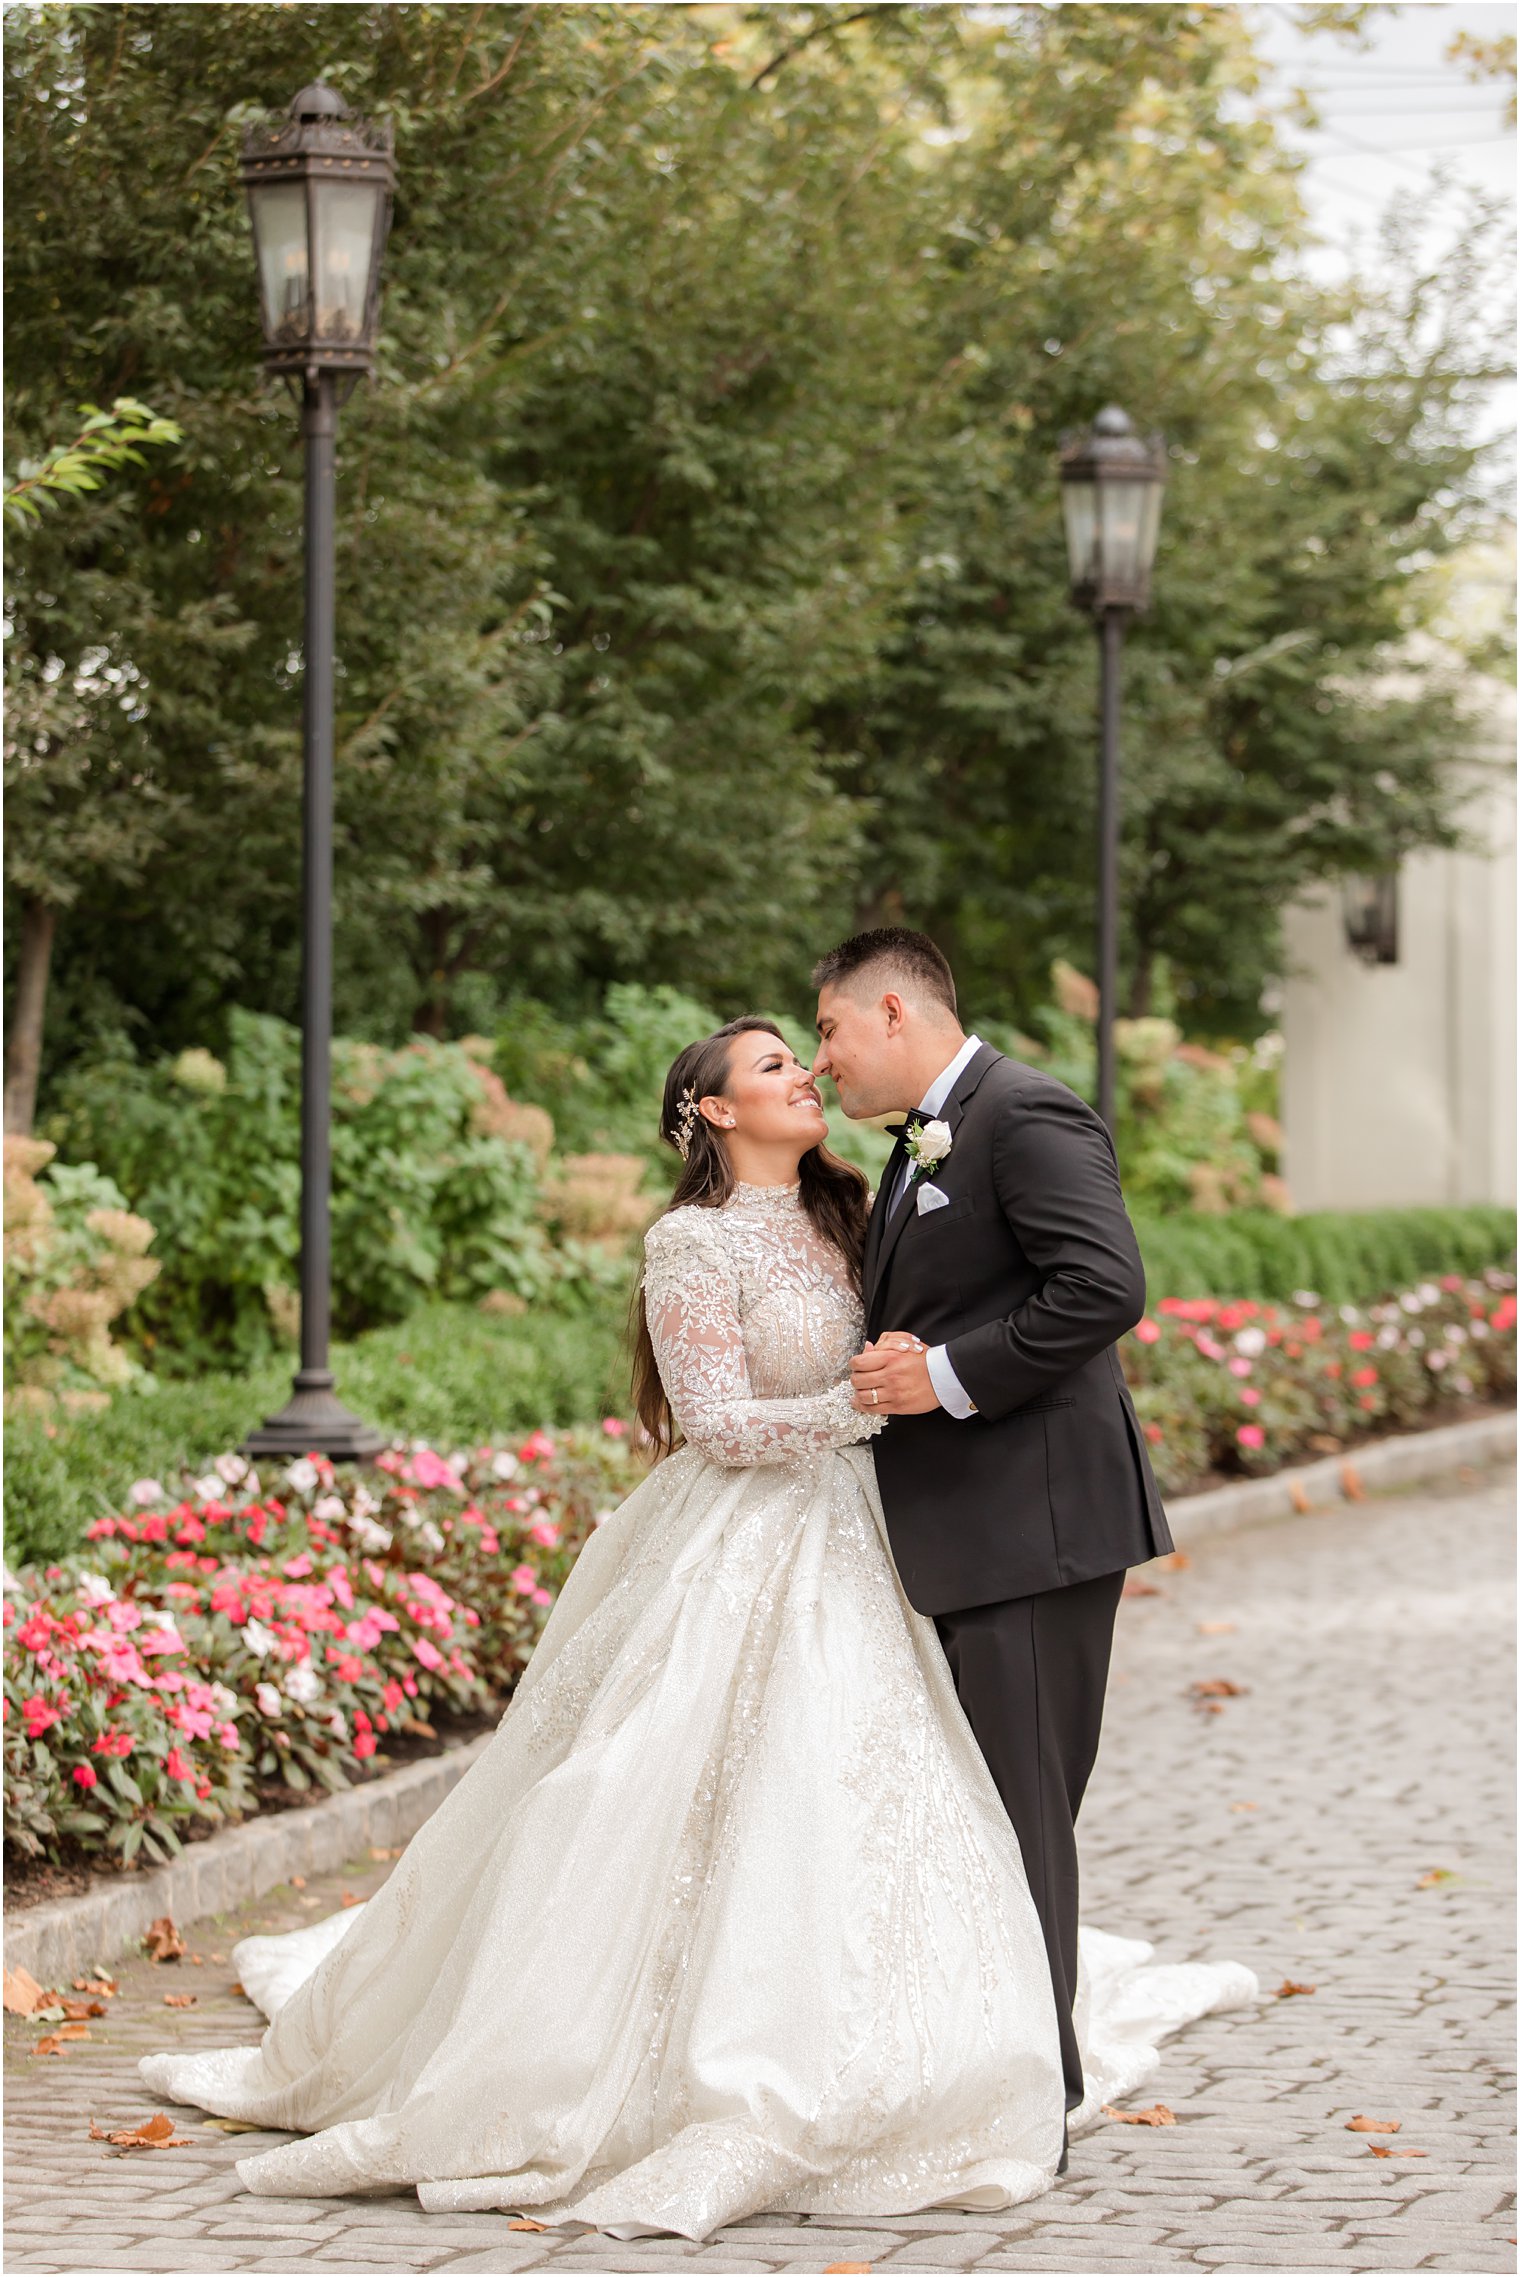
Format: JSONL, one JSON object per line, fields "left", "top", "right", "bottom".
{"left": 934, "top": 1567, "right": 1126, "bottom": 2114}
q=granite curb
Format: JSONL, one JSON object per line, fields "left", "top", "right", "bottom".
{"left": 4, "top": 1730, "right": 494, "bottom": 1986}
{"left": 5, "top": 1407, "right": 1512, "bottom": 1989}
{"left": 1162, "top": 1405, "right": 1514, "bottom": 1544}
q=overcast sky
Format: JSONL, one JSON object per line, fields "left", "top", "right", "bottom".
{"left": 1249, "top": 1, "right": 1516, "bottom": 458}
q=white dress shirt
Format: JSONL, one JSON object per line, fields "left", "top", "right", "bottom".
{"left": 884, "top": 1034, "right": 983, "bottom": 1421}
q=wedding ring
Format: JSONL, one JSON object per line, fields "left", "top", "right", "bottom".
{"left": 871, "top": 1388, "right": 879, "bottom": 1405}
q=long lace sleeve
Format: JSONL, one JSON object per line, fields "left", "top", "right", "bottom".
{"left": 642, "top": 1211, "right": 883, "bottom": 1469}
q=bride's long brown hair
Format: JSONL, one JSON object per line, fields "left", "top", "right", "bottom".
{"left": 630, "top": 1017, "right": 871, "bottom": 1455}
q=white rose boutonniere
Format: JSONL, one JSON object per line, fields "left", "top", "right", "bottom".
{"left": 905, "top": 1115, "right": 953, "bottom": 1183}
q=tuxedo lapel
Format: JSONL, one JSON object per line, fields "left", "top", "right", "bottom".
{"left": 865, "top": 1043, "right": 1002, "bottom": 1333}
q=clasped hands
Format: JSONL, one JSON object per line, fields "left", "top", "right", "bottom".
{"left": 850, "top": 1331, "right": 940, "bottom": 1417}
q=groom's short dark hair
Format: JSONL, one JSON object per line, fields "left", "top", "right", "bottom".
{"left": 812, "top": 928, "right": 958, "bottom": 1019}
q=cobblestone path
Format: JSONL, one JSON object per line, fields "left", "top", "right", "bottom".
{"left": 5, "top": 1468, "right": 1513, "bottom": 2275}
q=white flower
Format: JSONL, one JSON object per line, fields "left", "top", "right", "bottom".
{"left": 242, "top": 1617, "right": 277, "bottom": 1659}
{"left": 1290, "top": 1289, "right": 1320, "bottom": 1309}
{"left": 907, "top": 1117, "right": 953, "bottom": 1174}
{"left": 1471, "top": 1320, "right": 1490, "bottom": 1341}
{"left": 1399, "top": 1291, "right": 1423, "bottom": 1314}
{"left": 77, "top": 1571, "right": 115, "bottom": 1607}
{"left": 325, "top": 1708, "right": 349, "bottom": 1741}
{"left": 312, "top": 1494, "right": 346, "bottom": 1522}
{"left": 418, "top": 1520, "right": 446, "bottom": 1554}
{"left": 1338, "top": 1305, "right": 1362, "bottom": 1325}
{"left": 1425, "top": 1348, "right": 1449, "bottom": 1371}
{"left": 209, "top": 1682, "right": 239, "bottom": 1717}
{"left": 490, "top": 1452, "right": 519, "bottom": 1482}
{"left": 285, "top": 1457, "right": 321, "bottom": 1497}
{"left": 191, "top": 1474, "right": 224, "bottom": 1502}
{"left": 129, "top": 1478, "right": 165, "bottom": 1507}
{"left": 1376, "top": 1325, "right": 1400, "bottom": 1349}
{"left": 284, "top": 1663, "right": 321, "bottom": 1704}
{"left": 352, "top": 1484, "right": 381, "bottom": 1518}
{"left": 214, "top": 1453, "right": 249, "bottom": 1486}
{"left": 350, "top": 1516, "right": 393, "bottom": 1554}
{"left": 1407, "top": 1329, "right": 1425, "bottom": 1348}
{"left": 1232, "top": 1327, "right": 1267, "bottom": 1358}
{"left": 1418, "top": 1282, "right": 1440, "bottom": 1306}
{"left": 1443, "top": 1324, "right": 1467, "bottom": 1344}
{"left": 254, "top": 1681, "right": 283, "bottom": 1718}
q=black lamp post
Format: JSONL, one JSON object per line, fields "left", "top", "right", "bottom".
{"left": 241, "top": 84, "right": 393, "bottom": 1462}
{"left": 1059, "top": 405, "right": 1167, "bottom": 1137}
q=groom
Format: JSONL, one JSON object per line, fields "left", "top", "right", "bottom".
{"left": 811, "top": 927, "right": 1173, "bottom": 2159}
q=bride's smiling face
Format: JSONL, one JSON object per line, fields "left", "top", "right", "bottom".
{"left": 703, "top": 1033, "right": 827, "bottom": 1160}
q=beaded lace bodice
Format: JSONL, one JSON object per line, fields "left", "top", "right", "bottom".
{"left": 641, "top": 1184, "right": 884, "bottom": 1468}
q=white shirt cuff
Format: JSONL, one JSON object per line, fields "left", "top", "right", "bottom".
{"left": 926, "top": 1345, "right": 977, "bottom": 1419}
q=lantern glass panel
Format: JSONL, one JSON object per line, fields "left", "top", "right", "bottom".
{"left": 1061, "top": 481, "right": 1098, "bottom": 594}
{"left": 250, "top": 181, "right": 310, "bottom": 346}
{"left": 1095, "top": 476, "right": 1151, "bottom": 590}
{"left": 312, "top": 179, "right": 382, "bottom": 342}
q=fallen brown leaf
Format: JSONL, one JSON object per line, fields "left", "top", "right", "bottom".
{"left": 1103, "top": 2103, "right": 1176, "bottom": 2126}
{"left": 824, "top": 2266, "right": 873, "bottom": 2274}
{"left": 1367, "top": 2145, "right": 1426, "bottom": 2159}
{"left": 1156, "top": 1551, "right": 1191, "bottom": 1570}
{"left": 1196, "top": 1700, "right": 1225, "bottom": 1716}
{"left": 1197, "top": 1620, "right": 1237, "bottom": 1635}
{"left": 90, "top": 2113, "right": 191, "bottom": 2151}
{"left": 3, "top": 1966, "right": 47, "bottom": 2016}
{"left": 162, "top": 1993, "right": 198, "bottom": 2009}
{"left": 1231, "top": 1802, "right": 1259, "bottom": 1814}
{"left": 369, "top": 1845, "right": 402, "bottom": 1862}
{"left": 1347, "top": 2115, "right": 1399, "bottom": 2133}
{"left": 339, "top": 1891, "right": 361, "bottom": 1908}
{"left": 33, "top": 2035, "right": 65, "bottom": 2056}
{"left": 73, "top": 1975, "right": 116, "bottom": 1998}
{"left": 1122, "top": 1578, "right": 1161, "bottom": 1598}
{"left": 289, "top": 1876, "right": 306, "bottom": 1890}
{"left": 1275, "top": 1980, "right": 1316, "bottom": 1998}
{"left": 59, "top": 1998, "right": 107, "bottom": 2021}
{"left": 508, "top": 2218, "right": 548, "bottom": 2232}
{"left": 57, "top": 2021, "right": 91, "bottom": 2039}
{"left": 1189, "top": 1677, "right": 1248, "bottom": 1699}
{"left": 229, "top": 1982, "right": 246, "bottom": 2000}
{"left": 143, "top": 1916, "right": 185, "bottom": 1963}
{"left": 189, "top": 1954, "right": 204, "bottom": 1966}
{"left": 1288, "top": 1480, "right": 1312, "bottom": 1513}
{"left": 1417, "top": 1869, "right": 1457, "bottom": 1889}
{"left": 1340, "top": 1461, "right": 1365, "bottom": 1502}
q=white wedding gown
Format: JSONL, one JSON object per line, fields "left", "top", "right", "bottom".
{"left": 140, "top": 1181, "right": 1257, "bottom": 2240}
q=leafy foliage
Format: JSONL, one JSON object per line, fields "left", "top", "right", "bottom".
{"left": 3, "top": 398, "right": 182, "bottom": 527}
{"left": 46, "top": 1013, "right": 555, "bottom": 1370}
{"left": 3, "top": 1137, "right": 160, "bottom": 1413}
{"left": 5, "top": 4, "right": 1509, "bottom": 1083}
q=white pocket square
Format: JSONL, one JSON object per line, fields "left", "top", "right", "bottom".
{"left": 916, "top": 1182, "right": 950, "bottom": 1215}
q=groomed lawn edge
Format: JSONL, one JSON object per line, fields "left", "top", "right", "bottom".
{"left": 5, "top": 1406, "right": 1512, "bottom": 1987}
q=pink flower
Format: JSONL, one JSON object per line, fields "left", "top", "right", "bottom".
{"left": 15, "top": 1612, "right": 53, "bottom": 1654}
{"left": 72, "top": 1763, "right": 98, "bottom": 1789}
{"left": 517, "top": 1429, "right": 557, "bottom": 1465}
{"left": 327, "top": 1565, "right": 354, "bottom": 1610}
{"left": 531, "top": 1586, "right": 552, "bottom": 1609}
{"left": 510, "top": 1564, "right": 539, "bottom": 1598}
{"left": 281, "top": 1555, "right": 314, "bottom": 1580}
{"left": 164, "top": 1746, "right": 194, "bottom": 1781}
{"left": 601, "top": 1417, "right": 628, "bottom": 1438}
{"left": 22, "top": 1695, "right": 62, "bottom": 1739}
{"left": 1132, "top": 1319, "right": 1161, "bottom": 1345}
{"left": 216, "top": 1722, "right": 241, "bottom": 1752}
{"left": 1227, "top": 1357, "right": 1252, "bottom": 1378}
{"left": 407, "top": 1448, "right": 465, "bottom": 1493}
{"left": 382, "top": 1681, "right": 405, "bottom": 1711}
{"left": 1236, "top": 1424, "right": 1266, "bottom": 1450}
{"left": 91, "top": 1730, "right": 134, "bottom": 1758}
{"left": 528, "top": 1519, "right": 560, "bottom": 1549}
{"left": 1238, "top": 1386, "right": 1261, "bottom": 1407}
{"left": 1196, "top": 1334, "right": 1225, "bottom": 1362}
{"left": 137, "top": 1626, "right": 185, "bottom": 1659}
{"left": 353, "top": 1729, "right": 378, "bottom": 1759}
{"left": 129, "top": 1479, "right": 165, "bottom": 1506}
{"left": 410, "top": 1635, "right": 444, "bottom": 1672}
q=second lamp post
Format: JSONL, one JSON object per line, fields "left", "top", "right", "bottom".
{"left": 239, "top": 83, "right": 393, "bottom": 1461}
{"left": 1059, "top": 405, "right": 1167, "bottom": 1137}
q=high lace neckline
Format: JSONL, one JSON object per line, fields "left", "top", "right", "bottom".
{"left": 727, "top": 1179, "right": 802, "bottom": 1209}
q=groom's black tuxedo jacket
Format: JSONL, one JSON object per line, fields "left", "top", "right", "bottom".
{"left": 862, "top": 1043, "right": 1173, "bottom": 1616}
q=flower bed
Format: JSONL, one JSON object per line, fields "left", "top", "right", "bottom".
{"left": 1122, "top": 1269, "right": 1516, "bottom": 1495}
{"left": 3, "top": 1426, "right": 635, "bottom": 1874}
{"left": 4, "top": 1267, "right": 1513, "bottom": 1877}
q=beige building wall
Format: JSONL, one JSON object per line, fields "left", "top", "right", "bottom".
{"left": 1280, "top": 667, "right": 1516, "bottom": 1214}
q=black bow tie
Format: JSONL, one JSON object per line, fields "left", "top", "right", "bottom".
{"left": 884, "top": 1120, "right": 910, "bottom": 1140}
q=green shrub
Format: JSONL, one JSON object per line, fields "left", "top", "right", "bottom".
{"left": 1133, "top": 1205, "right": 1516, "bottom": 1305}
{"left": 2, "top": 1288, "right": 632, "bottom": 1570}
{"left": 46, "top": 1011, "right": 552, "bottom": 1373}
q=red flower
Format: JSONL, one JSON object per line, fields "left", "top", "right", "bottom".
{"left": 353, "top": 1730, "right": 378, "bottom": 1759}
{"left": 72, "top": 1763, "right": 98, "bottom": 1789}
{"left": 164, "top": 1746, "right": 194, "bottom": 1782}
{"left": 1348, "top": 1330, "right": 1375, "bottom": 1351}
{"left": 1352, "top": 1366, "right": 1378, "bottom": 1388}
{"left": 91, "top": 1730, "right": 134, "bottom": 1758}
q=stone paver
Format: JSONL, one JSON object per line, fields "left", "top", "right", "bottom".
{"left": 6, "top": 1468, "right": 1514, "bottom": 2274}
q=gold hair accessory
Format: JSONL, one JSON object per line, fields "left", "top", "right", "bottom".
{"left": 673, "top": 1086, "right": 701, "bottom": 1161}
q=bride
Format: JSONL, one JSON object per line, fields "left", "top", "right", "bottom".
{"left": 140, "top": 1016, "right": 1256, "bottom": 2242}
